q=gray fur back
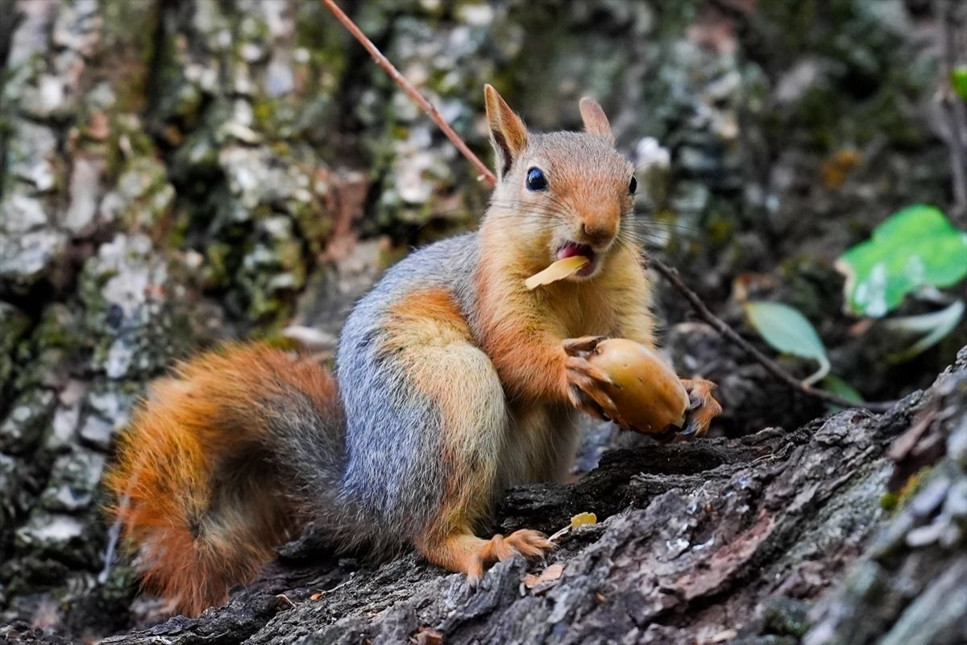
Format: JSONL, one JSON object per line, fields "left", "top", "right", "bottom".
{"left": 332, "top": 234, "right": 482, "bottom": 550}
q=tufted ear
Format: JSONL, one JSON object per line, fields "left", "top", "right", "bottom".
{"left": 579, "top": 97, "right": 614, "bottom": 145}
{"left": 484, "top": 84, "right": 528, "bottom": 179}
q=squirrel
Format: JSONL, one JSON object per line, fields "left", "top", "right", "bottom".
{"left": 106, "top": 85, "right": 722, "bottom": 617}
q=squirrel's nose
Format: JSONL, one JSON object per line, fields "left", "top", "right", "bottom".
{"left": 582, "top": 222, "right": 616, "bottom": 246}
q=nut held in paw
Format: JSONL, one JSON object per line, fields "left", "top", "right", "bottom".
{"left": 584, "top": 338, "right": 689, "bottom": 433}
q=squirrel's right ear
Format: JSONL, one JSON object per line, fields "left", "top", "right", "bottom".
{"left": 484, "top": 84, "right": 527, "bottom": 179}
{"left": 579, "top": 97, "right": 614, "bottom": 145}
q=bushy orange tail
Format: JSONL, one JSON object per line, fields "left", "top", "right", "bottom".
{"left": 106, "top": 343, "right": 343, "bottom": 616}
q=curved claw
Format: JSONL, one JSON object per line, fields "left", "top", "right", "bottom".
{"left": 562, "top": 335, "right": 606, "bottom": 357}
{"left": 565, "top": 356, "right": 616, "bottom": 387}
{"left": 687, "top": 394, "right": 703, "bottom": 412}
{"left": 566, "top": 355, "right": 621, "bottom": 421}
{"left": 568, "top": 384, "right": 609, "bottom": 421}
{"left": 679, "top": 419, "right": 700, "bottom": 437}
{"left": 677, "top": 378, "right": 723, "bottom": 439}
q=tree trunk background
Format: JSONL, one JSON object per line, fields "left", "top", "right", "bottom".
{"left": 1, "top": 1, "right": 965, "bottom": 643}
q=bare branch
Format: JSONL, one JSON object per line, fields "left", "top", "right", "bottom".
{"left": 646, "top": 257, "right": 895, "bottom": 413}
{"left": 937, "top": 0, "right": 967, "bottom": 219}
{"left": 322, "top": 0, "right": 497, "bottom": 186}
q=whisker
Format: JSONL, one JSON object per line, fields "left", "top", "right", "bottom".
{"left": 633, "top": 161, "right": 671, "bottom": 174}
{"left": 629, "top": 215, "right": 700, "bottom": 237}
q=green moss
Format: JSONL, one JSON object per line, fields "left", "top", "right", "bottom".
{"left": 204, "top": 242, "right": 233, "bottom": 288}
{"left": 292, "top": 209, "right": 333, "bottom": 257}
{"left": 790, "top": 84, "right": 841, "bottom": 150}
{"left": 33, "top": 305, "right": 84, "bottom": 353}
{"left": 0, "top": 304, "right": 30, "bottom": 390}
{"left": 252, "top": 96, "right": 277, "bottom": 131}
{"left": 879, "top": 492, "right": 900, "bottom": 512}
{"left": 246, "top": 289, "right": 291, "bottom": 328}
{"left": 760, "top": 597, "right": 812, "bottom": 637}
{"left": 238, "top": 13, "right": 270, "bottom": 43}
{"left": 95, "top": 0, "right": 159, "bottom": 115}
{"left": 295, "top": 2, "right": 349, "bottom": 90}
{"left": 104, "top": 115, "right": 159, "bottom": 184}
{"left": 96, "top": 560, "right": 140, "bottom": 604}
{"left": 0, "top": 389, "right": 57, "bottom": 453}
{"left": 165, "top": 209, "right": 190, "bottom": 250}
{"left": 1, "top": 557, "right": 73, "bottom": 597}
{"left": 880, "top": 469, "right": 926, "bottom": 512}
{"left": 0, "top": 303, "right": 31, "bottom": 351}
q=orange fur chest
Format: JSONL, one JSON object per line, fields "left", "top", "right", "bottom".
{"left": 526, "top": 247, "right": 648, "bottom": 339}
{"left": 530, "top": 283, "right": 620, "bottom": 338}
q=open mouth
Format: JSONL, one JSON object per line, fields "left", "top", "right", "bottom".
{"left": 556, "top": 242, "right": 597, "bottom": 277}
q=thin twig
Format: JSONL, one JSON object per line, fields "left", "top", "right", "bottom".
{"left": 321, "top": 0, "right": 897, "bottom": 414}
{"left": 322, "top": 0, "right": 497, "bottom": 186}
{"left": 937, "top": 0, "right": 967, "bottom": 218}
{"left": 647, "top": 258, "right": 894, "bottom": 413}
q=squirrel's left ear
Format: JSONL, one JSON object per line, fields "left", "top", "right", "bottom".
{"left": 579, "top": 97, "right": 614, "bottom": 145}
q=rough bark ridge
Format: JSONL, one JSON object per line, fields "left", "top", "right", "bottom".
{"left": 84, "top": 349, "right": 964, "bottom": 645}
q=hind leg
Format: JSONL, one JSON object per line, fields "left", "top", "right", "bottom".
{"left": 416, "top": 530, "right": 553, "bottom": 584}
{"left": 381, "top": 288, "right": 554, "bottom": 579}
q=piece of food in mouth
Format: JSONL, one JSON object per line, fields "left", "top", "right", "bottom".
{"left": 587, "top": 338, "right": 689, "bottom": 433}
{"left": 524, "top": 256, "right": 590, "bottom": 290}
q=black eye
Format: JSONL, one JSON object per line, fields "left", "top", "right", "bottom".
{"left": 629, "top": 176, "right": 638, "bottom": 195}
{"left": 526, "top": 167, "right": 548, "bottom": 191}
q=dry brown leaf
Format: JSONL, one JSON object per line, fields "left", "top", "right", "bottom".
{"left": 537, "top": 563, "right": 564, "bottom": 584}
{"left": 820, "top": 149, "right": 862, "bottom": 188}
{"left": 414, "top": 626, "right": 444, "bottom": 645}
{"left": 524, "top": 563, "right": 565, "bottom": 592}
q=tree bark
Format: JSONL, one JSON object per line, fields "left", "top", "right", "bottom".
{"left": 90, "top": 350, "right": 966, "bottom": 645}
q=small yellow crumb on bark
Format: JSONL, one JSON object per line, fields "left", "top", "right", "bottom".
{"left": 570, "top": 512, "right": 597, "bottom": 528}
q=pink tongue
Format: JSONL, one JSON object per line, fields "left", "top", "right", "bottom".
{"left": 558, "top": 243, "right": 582, "bottom": 259}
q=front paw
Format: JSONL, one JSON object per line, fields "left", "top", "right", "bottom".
{"left": 676, "top": 378, "right": 723, "bottom": 438}
{"left": 564, "top": 352, "right": 621, "bottom": 422}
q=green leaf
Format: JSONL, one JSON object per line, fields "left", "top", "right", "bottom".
{"left": 953, "top": 66, "right": 967, "bottom": 101}
{"left": 822, "top": 375, "right": 864, "bottom": 412}
{"left": 836, "top": 205, "right": 967, "bottom": 318}
{"left": 745, "top": 301, "right": 830, "bottom": 386}
{"left": 884, "top": 299, "right": 965, "bottom": 363}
